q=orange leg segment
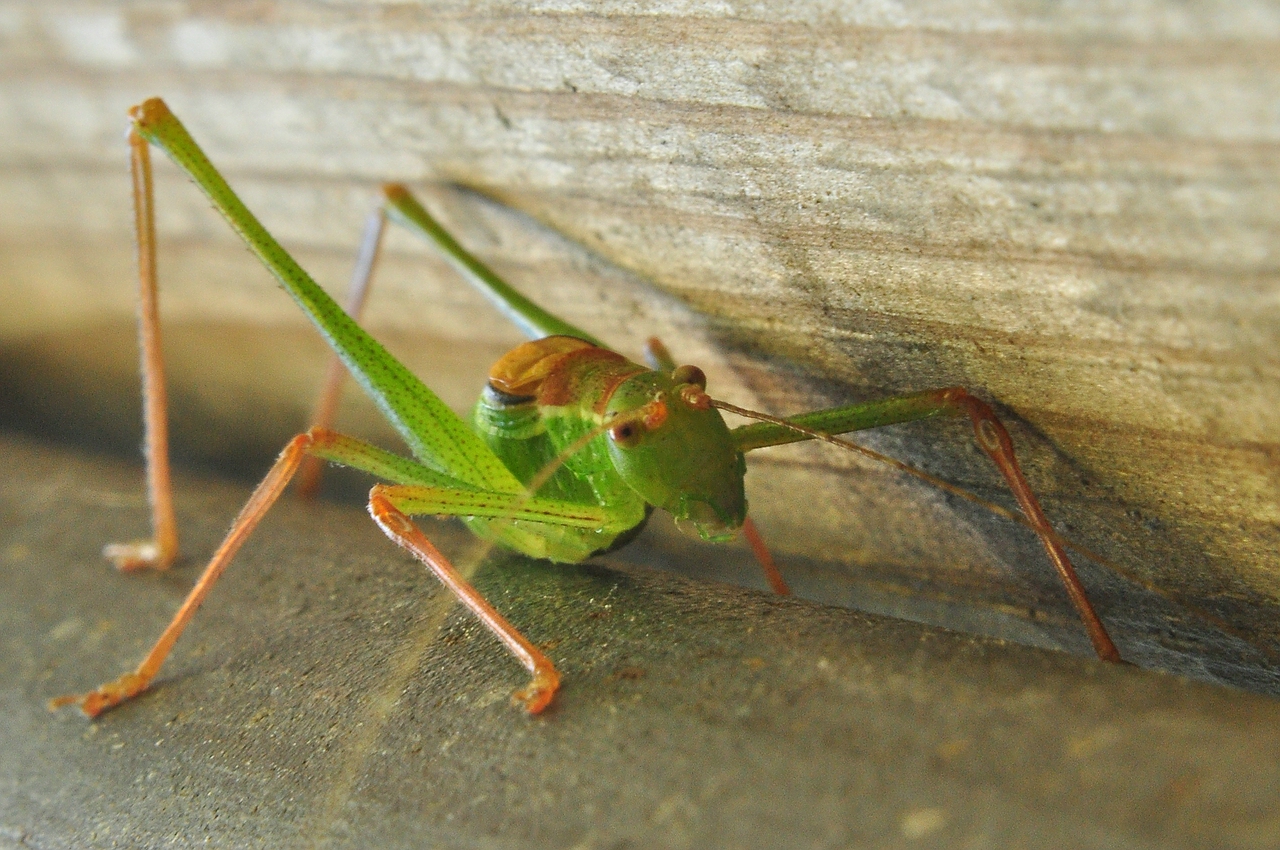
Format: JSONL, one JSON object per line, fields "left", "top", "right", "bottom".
{"left": 741, "top": 518, "right": 790, "bottom": 596}
{"left": 51, "top": 428, "right": 341, "bottom": 716}
{"left": 368, "top": 487, "right": 561, "bottom": 714}
{"left": 52, "top": 426, "right": 560, "bottom": 717}
{"left": 722, "top": 388, "right": 1123, "bottom": 663}
{"left": 103, "top": 128, "right": 179, "bottom": 571}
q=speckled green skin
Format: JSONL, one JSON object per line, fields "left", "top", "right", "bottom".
{"left": 132, "top": 100, "right": 517, "bottom": 495}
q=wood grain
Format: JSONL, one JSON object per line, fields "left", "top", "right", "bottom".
{"left": 1, "top": 1, "right": 1276, "bottom": 685}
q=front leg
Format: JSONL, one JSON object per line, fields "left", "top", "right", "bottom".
{"left": 366, "top": 482, "right": 624, "bottom": 714}
{"left": 724, "top": 388, "right": 1122, "bottom": 663}
{"left": 645, "top": 335, "right": 791, "bottom": 596}
{"left": 369, "top": 487, "right": 560, "bottom": 714}
{"left": 943, "top": 389, "right": 1121, "bottom": 663}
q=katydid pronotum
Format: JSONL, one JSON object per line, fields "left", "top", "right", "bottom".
{"left": 51, "top": 97, "right": 1123, "bottom": 718}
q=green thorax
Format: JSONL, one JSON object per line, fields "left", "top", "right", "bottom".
{"left": 468, "top": 337, "right": 747, "bottom": 563}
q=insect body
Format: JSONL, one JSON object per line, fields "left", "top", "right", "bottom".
{"left": 466, "top": 334, "right": 744, "bottom": 561}
{"left": 51, "top": 98, "right": 1121, "bottom": 719}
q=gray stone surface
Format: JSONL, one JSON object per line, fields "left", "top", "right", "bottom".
{"left": 4, "top": 1, "right": 1278, "bottom": 668}
{"left": 3, "top": 432, "right": 1278, "bottom": 849}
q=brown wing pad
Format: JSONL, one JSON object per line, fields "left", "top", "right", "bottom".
{"left": 487, "top": 336, "right": 599, "bottom": 398}
{"left": 488, "top": 336, "right": 643, "bottom": 412}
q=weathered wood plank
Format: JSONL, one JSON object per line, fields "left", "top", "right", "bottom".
{"left": 1, "top": 1, "right": 1276, "bottom": 686}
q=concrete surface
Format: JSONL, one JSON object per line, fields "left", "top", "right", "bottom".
{"left": 2, "top": 1, "right": 1278, "bottom": 668}
{"left": 3, "top": 432, "right": 1279, "bottom": 849}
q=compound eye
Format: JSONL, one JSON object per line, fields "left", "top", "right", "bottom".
{"left": 671, "top": 365, "right": 707, "bottom": 389}
{"left": 608, "top": 419, "right": 645, "bottom": 448}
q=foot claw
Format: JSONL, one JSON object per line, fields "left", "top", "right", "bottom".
{"left": 48, "top": 672, "right": 150, "bottom": 718}
{"left": 103, "top": 540, "right": 171, "bottom": 572}
{"left": 512, "top": 668, "right": 560, "bottom": 715}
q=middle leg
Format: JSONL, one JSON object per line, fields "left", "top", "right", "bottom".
{"left": 722, "top": 389, "right": 1121, "bottom": 662}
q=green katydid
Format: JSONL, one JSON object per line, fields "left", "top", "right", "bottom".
{"left": 51, "top": 97, "right": 1123, "bottom": 719}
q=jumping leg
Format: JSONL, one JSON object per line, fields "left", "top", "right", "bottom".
{"left": 297, "top": 180, "right": 602, "bottom": 497}
{"left": 295, "top": 207, "right": 388, "bottom": 497}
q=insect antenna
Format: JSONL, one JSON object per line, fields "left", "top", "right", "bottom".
{"left": 711, "top": 399, "right": 1280, "bottom": 666}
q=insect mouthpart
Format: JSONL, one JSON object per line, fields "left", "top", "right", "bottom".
{"left": 673, "top": 494, "right": 742, "bottom": 543}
